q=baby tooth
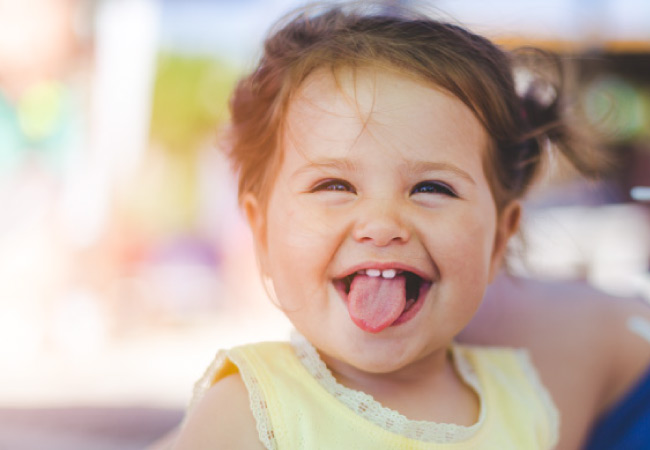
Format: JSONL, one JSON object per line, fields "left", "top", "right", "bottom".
{"left": 382, "top": 269, "right": 397, "bottom": 279}
{"left": 366, "top": 269, "right": 381, "bottom": 277}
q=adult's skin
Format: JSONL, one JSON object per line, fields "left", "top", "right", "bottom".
{"left": 458, "top": 272, "right": 650, "bottom": 449}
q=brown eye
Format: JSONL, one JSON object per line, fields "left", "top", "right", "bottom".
{"left": 411, "top": 181, "right": 457, "bottom": 197}
{"left": 311, "top": 179, "right": 356, "bottom": 193}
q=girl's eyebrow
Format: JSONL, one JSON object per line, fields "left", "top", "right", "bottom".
{"left": 407, "top": 161, "right": 476, "bottom": 185}
{"left": 292, "top": 158, "right": 475, "bottom": 185}
{"left": 292, "top": 158, "right": 357, "bottom": 176}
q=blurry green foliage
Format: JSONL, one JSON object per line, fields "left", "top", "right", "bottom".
{"left": 149, "top": 52, "right": 239, "bottom": 155}
{"left": 583, "top": 76, "right": 650, "bottom": 144}
{"left": 142, "top": 52, "right": 239, "bottom": 232}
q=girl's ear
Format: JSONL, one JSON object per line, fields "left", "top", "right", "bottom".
{"left": 243, "top": 193, "right": 268, "bottom": 271}
{"left": 488, "top": 200, "right": 521, "bottom": 282}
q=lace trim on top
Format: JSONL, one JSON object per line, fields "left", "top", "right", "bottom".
{"left": 290, "top": 332, "right": 486, "bottom": 443}
{"left": 184, "top": 350, "right": 227, "bottom": 424}
{"left": 229, "top": 351, "right": 277, "bottom": 450}
{"left": 514, "top": 350, "right": 561, "bottom": 449}
{"left": 186, "top": 350, "right": 276, "bottom": 450}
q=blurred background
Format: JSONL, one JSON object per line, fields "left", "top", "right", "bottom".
{"left": 0, "top": 0, "right": 648, "bottom": 448}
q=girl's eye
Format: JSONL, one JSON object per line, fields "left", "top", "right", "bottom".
{"left": 310, "top": 179, "right": 356, "bottom": 193}
{"left": 410, "top": 181, "right": 457, "bottom": 197}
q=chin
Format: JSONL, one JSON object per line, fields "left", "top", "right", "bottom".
{"left": 343, "top": 337, "right": 426, "bottom": 374}
{"left": 356, "top": 359, "right": 409, "bottom": 375}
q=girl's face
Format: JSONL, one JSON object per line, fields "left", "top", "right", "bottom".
{"left": 246, "top": 68, "right": 519, "bottom": 374}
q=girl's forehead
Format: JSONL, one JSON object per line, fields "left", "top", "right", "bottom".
{"left": 292, "top": 66, "right": 433, "bottom": 115}
{"left": 286, "top": 67, "right": 488, "bottom": 153}
{"left": 282, "top": 67, "right": 490, "bottom": 178}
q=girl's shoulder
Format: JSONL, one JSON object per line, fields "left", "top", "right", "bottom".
{"left": 172, "top": 372, "right": 265, "bottom": 449}
{"left": 172, "top": 343, "right": 285, "bottom": 450}
{"left": 458, "top": 274, "right": 650, "bottom": 449}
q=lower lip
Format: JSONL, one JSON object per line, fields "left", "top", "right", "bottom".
{"left": 392, "top": 294, "right": 427, "bottom": 326}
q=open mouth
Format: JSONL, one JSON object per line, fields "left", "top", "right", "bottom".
{"left": 333, "top": 268, "right": 433, "bottom": 332}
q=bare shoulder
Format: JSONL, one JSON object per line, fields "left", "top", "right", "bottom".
{"left": 459, "top": 274, "right": 650, "bottom": 449}
{"left": 172, "top": 373, "right": 265, "bottom": 450}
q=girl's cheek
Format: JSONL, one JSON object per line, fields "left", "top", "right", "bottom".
{"left": 428, "top": 209, "right": 495, "bottom": 257}
{"left": 273, "top": 203, "right": 336, "bottom": 249}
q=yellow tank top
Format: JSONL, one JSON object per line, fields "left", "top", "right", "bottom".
{"left": 189, "top": 334, "right": 559, "bottom": 449}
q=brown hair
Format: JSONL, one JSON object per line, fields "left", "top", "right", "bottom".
{"left": 225, "top": 1, "right": 603, "bottom": 213}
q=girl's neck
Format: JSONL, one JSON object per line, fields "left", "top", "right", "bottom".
{"left": 318, "top": 345, "right": 480, "bottom": 426}
{"left": 320, "top": 344, "right": 449, "bottom": 387}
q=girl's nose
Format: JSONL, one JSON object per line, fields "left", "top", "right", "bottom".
{"left": 352, "top": 203, "right": 411, "bottom": 247}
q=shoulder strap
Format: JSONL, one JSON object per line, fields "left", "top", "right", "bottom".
{"left": 184, "top": 345, "right": 278, "bottom": 450}
{"left": 459, "top": 345, "right": 559, "bottom": 449}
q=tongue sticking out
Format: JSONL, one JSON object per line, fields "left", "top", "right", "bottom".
{"left": 348, "top": 275, "right": 406, "bottom": 333}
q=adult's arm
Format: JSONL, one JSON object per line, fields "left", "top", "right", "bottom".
{"left": 459, "top": 273, "right": 650, "bottom": 449}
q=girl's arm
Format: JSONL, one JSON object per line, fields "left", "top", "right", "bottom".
{"left": 172, "top": 374, "right": 266, "bottom": 450}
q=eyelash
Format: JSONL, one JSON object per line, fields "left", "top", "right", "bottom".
{"left": 310, "top": 179, "right": 356, "bottom": 193}
{"left": 311, "top": 179, "right": 457, "bottom": 197}
{"left": 410, "top": 181, "right": 457, "bottom": 197}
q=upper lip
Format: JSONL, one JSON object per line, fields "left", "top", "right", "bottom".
{"left": 333, "top": 261, "right": 434, "bottom": 281}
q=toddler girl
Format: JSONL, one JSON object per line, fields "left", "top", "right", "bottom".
{"left": 171, "top": 2, "right": 650, "bottom": 449}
